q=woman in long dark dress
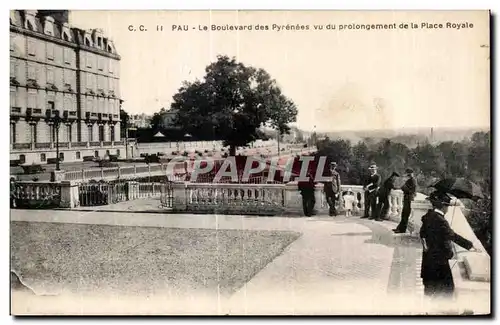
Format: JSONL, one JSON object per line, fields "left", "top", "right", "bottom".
{"left": 419, "top": 191, "right": 478, "bottom": 299}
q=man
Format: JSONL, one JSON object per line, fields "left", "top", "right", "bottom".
{"left": 298, "top": 169, "right": 316, "bottom": 217}
{"left": 362, "top": 164, "right": 381, "bottom": 219}
{"left": 375, "top": 171, "right": 400, "bottom": 221}
{"left": 394, "top": 168, "right": 417, "bottom": 233}
{"left": 323, "top": 162, "right": 341, "bottom": 216}
{"left": 419, "top": 191, "right": 479, "bottom": 299}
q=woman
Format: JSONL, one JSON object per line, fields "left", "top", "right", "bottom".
{"left": 419, "top": 191, "right": 479, "bottom": 299}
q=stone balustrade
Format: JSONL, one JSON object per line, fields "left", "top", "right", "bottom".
{"left": 11, "top": 181, "right": 62, "bottom": 209}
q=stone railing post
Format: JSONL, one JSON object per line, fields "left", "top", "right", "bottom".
{"left": 126, "top": 181, "right": 139, "bottom": 200}
{"left": 117, "top": 166, "right": 121, "bottom": 178}
{"left": 171, "top": 182, "right": 187, "bottom": 212}
{"left": 59, "top": 181, "right": 80, "bottom": 208}
{"left": 284, "top": 181, "right": 302, "bottom": 215}
{"left": 81, "top": 169, "right": 85, "bottom": 181}
{"left": 133, "top": 164, "right": 137, "bottom": 176}
{"left": 100, "top": 167, "right": 104, "bottom": 179}
{"left": 50, "top": 170, "right": 66, "bottom": 182}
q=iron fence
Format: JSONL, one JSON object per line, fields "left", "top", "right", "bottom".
{"left": 78, "top": 181, "right": 128, "bottom": 206}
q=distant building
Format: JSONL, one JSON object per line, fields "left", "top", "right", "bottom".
{"left": 161, "top": 108, "right": 180, "bottom": 129}
{"left": 129, "top": 113, "right": 151, "bottom": 128}
{"left": 10, "top": 10, "right": 123, "bottom": 164}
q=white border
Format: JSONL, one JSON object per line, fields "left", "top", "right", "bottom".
{"left": 2, "top": 1, "right": 498, "bottom": 324}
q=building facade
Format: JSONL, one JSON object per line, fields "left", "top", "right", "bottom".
{"left": 10, "top": 10, "right": 124, "bottom": 165}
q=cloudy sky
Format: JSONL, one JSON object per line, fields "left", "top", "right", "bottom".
{"left": 70, "top": 10, "right": 490, "bottom": 131}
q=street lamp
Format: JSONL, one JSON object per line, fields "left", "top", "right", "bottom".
{"left": 54, "top": 110, "right": 61, "bottom": 171}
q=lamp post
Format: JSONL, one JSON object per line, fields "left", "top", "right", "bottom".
{"left": 54, "top": 110, "right": 61, "bottom": 171}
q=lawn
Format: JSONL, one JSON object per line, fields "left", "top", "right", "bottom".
{"left": 11, "top": 221, "right": 300, "bottom": 297}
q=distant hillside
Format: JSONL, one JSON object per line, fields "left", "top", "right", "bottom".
{"left": 318, "top": 126, "right": 490, "bottom": 148}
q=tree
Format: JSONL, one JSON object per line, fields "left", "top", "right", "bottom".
{"left": 150, "top": 107, "right": 166, "bottom": 131}
{"left": 119, "top": 108, "right": 130, "bottom": 139}
{"left": 172, "top": 55, "right": 298, "bottom": 155}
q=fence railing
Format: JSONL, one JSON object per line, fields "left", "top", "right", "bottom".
{"left": 184, "top": 182, "right": 285, "bottom": 215}
{"left": 11, "top": 181, "right": 61, "bottom": 209}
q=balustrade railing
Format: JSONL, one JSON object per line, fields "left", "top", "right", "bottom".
{"left": 11, "top": 181, "right": 61, "bottom": 209}
{"left": 185, "top": 183, "right": 285, "bottom": 215}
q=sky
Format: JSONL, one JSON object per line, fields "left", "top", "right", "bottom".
{"left": 69, "top": 10, "right": 490, "bottom": 132}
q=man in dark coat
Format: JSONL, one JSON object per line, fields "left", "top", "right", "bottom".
{"left": 419, "top": 191, "right": 478, "bottom": 299}
{"left": 362, "top": 164, "right": 381, "bottom": 219}
{"left": 374, "top": 171, "right": 400, "bottom": 221}
{"left": 298, "top": 170, "right": 316, "bottom": 217}
{"left": 394, "top": 168, "right": 417, "bottom": 233}
{"left": 323, "top": 162, "right": 341, "bottom": 216}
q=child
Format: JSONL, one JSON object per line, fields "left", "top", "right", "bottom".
{"left": 342, "top": 188, "right": 356, "bottom": 217}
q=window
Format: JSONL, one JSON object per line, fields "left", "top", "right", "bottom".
{"left": 10, "top": 88, "right": 17, "bottom": 107}
{"left": 86, "top": 52, "right": 92, "bottom": 68}
{"left": 19, "top": 154, "right": 26, "bottom": 164}
{"left": 87, "top": 98, "right": 93, "bottom": 112}
{"left": 27, "top": 90, "right": 37, "bottom": 108}
{"left": 86, "top": 73, "right": 94, "bottom": 89}
{"left": 94, "top": 150, "right": 99, "bottom": 158}
{"left": 108, "top": 60, "right": 113, "bottom": 74}
{"left": 47, "top": 101, "right": 55, "bottom": 110}
{"left": 28, "top": 39, "right": 36, "bottom": 56}
{"left": 59, "top": 152, "right": 64, "bottom": 161}
{"left": 32, "top": 124, "right": 37, "bottom": 144}
{"left": 64, "top": 95, "right": 73, "bottom": 111}
{"left": 10, "top": 59, "right": 16, "bottom": 77}
{"left": 110, "top": 125, "right": 115, "bottom": 142}
{"left": 47, "top": 68, "right": 55, "bottom": 85}
{"left": 64, "top": 48, "right": 71, "bottom": 64}
{"left": 116, "top": 149, "right": 120, "bottom": 157}
{"left": 67, "top": 124, "right": 72, "bottom": 143}
{"left": 27, "top": 63, "right": 36, "bottom": 80}
{"left": 99, "top": 125, "right": 104, "bottom": 141}
{"left": 47, "top": 43, "right": 54, "bottom": 60}
{"left": 106, "top": 150, "right": 110, "bottom": 157}
{"left": 76, "top": 151, "right": 81, "bottom": 159}
{"left": 40, "top": 153, "right": 46, "bottom": 162}
{"left": 10, "top": 123, "right": 16, "bottom": 144}
{"left": 98, "top": 57, "right": 104, "bottom": 71}
{"left": 88, "top": 125, "right": 93, "bottom": 142}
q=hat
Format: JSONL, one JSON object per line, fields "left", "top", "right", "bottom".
{"left": 405, "top": 168, "right": 414, "bottom": 174}
{"left": 426, "top": 191, "right": 452, "bottom": 206}
{"left": 330, "top": 162, "right": 337, "bottom": 167}
{"left": 368, "top": 164, "right": 377, "bottom": 170}
{"left": 390, "top": 172, "right": 400, "bottom": 177}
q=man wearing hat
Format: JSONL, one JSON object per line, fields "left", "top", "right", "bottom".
{"left": 323, "top": 161, "right": 341, "bottom": 216}
{"left": 362, "top": 164, "right": 381, "bottom": 219}
{"left": 419, "top": 191, "right": 478, "bottom": 299}
{"left": 393, "top": 168, "right": 417, "bottom": 233}
{"left": 374, "top": 171, "right": 400, "bottom": 221}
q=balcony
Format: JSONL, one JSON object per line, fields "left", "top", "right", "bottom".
{"left": 72, "top": 142, "right": 88, "bottom": 148}
{"left": 103, "top": 141, "right": 112, "bottom": 146}
{"left": 10, "top": 107, "right": 22, "bottom": 117}
{"left": 34, "top": 142, "right": 51, "bottom": 149}
{"left": 58, "top": 142, "right": 69, "bottom": 148}
{"left": 12, "top": 143, "right": 31, "bottom": 150}
{"left": 89, "top": 141, "right": 101, "bottom": 147}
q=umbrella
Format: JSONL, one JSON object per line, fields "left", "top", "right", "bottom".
{"left": 430, "top": 177, "right": 484, "bottom": 201}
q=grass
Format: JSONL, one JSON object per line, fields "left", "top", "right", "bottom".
{"left": 11, "top": 221, "right": 300, "bottom": 297}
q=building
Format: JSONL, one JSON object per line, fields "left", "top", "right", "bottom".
{"left": 10, "top": 10, "right": 124, "bottom": 165}
{"left": 129, "top": 113, "right": 151, "bottom": 128}
{"left": 161, "top": 108, "right": 179, "bottom": 129}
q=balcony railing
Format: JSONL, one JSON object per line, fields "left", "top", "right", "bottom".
{"left": 34, "top": 142, "right": 51, "bottom": 149}
{"left": 103, "top": 141, "right": 112, "bottom": 146}
{"left": 89, "top": 141, "right": 101, "bottom": 147}
{"left": 12, "top": 143, "right": 31, "bottom": 150}
{"left": 72, "top": 142, "right": 87, "bottom": 148}
{"left": 11, "top": 181, "right": 61, "bottom": 209}
{"left": 58, "top": 142, "right": 69, "bottom": 148}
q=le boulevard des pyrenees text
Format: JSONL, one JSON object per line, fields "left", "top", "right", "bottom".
{"left": 128, "top": 21, "right": 474, "bottom": 32}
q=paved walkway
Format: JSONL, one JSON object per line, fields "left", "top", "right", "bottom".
{"left": 11, "top": 207, "right": 438, "bottom": 315}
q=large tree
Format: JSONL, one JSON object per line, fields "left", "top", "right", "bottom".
{"left": 172, "top": 55, "right": 298, "bottom": 155}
